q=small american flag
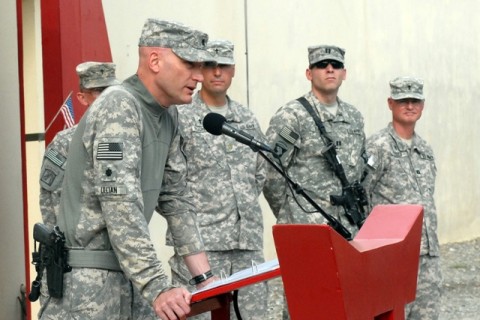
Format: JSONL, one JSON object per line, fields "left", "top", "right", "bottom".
{"left": 60, "top": 95, "right": 75, "bottom": 128}
{"left": 97, "top": 142, "right": 124, "bottom": 160}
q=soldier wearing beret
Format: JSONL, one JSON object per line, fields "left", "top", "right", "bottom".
{"left": 263, "top": 44, "right": 367, "bottom": 318}
{"left": 171, "top": 39, "right": 268, "bottom": 319}
{"left": 39, "top": 61, "right": 120, "bottom": 229}
{"left": 38, "top": 19, "right": 215, "bottom": 320}
{"left": 363, "top": 77, "right": 442, "bottom": 319}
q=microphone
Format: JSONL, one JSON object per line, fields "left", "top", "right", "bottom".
{"left": 202, "top": 113, "right": 273, "bottom": 153}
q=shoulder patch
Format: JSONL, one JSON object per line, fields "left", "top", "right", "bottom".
{"left": 45, "top": 148, "right": 67, "bottom": 168}
{"left": 97, "top": 142, "right": 123, "bottom": 160}
{"left": 40, "top": 168, "right": 58, "bottom": 186}
{"left": 278, "top": 126, "right": 299, "bottom": 145}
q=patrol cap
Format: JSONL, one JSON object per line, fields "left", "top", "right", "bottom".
{"left": 76, "top": 62, "right": 120, "bottom": 89}
{"left": 389, "top": 76, "right": 425, "bottom": 100}
{"left": 138, "top": 18, "right": 213, "bottom": 63}
{"left": 308, "top": 45, "right": 345, "bottom": 65}
{"left": 206, "top": 40, "right": 235, "bottom": 65}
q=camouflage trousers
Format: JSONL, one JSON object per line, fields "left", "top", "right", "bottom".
{"left": 38, "top": 268, "right": 157, "bottom": 320}
{"left": 170, "top": 249, "right": 268, "bottom": 320}
{"left": 406, "top": 255, "right": 442, "bottom": 320}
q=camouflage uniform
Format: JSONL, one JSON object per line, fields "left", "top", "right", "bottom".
{"left": 264, "top": 90, "right": 366, "bottom": 235}
{"left": 38, "top": 19, "right": 211, "bottom": 320}
{"left": 169, "top": 89, "right": 268, "bottom": 319}
{"left": 363, "top": 77, "right": 441, "bottom": 320}
{"left": 40, "top": 127, "right": 75, "bottom": 228}
{"left": 39, "top": 61, "right": 120, "bottom": 228}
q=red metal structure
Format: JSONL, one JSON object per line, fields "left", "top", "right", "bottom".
{"left": 40, "top": 0, "right": 113, "bottom": 145}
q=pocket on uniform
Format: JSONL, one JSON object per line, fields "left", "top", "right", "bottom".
{"left": 68, "top": 268, "right": 119, "bottom": 314}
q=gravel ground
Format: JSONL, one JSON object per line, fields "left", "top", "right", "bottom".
{"left": 266, "top": 237, "right": 480, "bottom": 320}
{"left": 439, "top": 237, "right": 480, "bottom": 320}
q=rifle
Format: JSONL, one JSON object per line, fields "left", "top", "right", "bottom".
{"left": 28, "top": 223, "right": 71, "bottom": 301}
{"left": 297, "top": 97, "right": 368, "bottom": 228}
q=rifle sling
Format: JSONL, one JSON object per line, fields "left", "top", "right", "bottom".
{"left": 68, "top": 249, "right": 122, "bottom": 271}
{"left": 296, "top": 97, "right": 349, "bottom": 186}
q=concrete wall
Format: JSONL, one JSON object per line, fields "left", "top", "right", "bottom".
{"left": 102, "top": 0, "right": 480, "bottom": 255}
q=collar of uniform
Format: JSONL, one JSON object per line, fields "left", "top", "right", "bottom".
{"left": 387, "top": 122, "right": 419, "bottom": 152}
{"left": 307, "top": 92, "right": 339, "bottom": 122}
{"left": 123, "top": 74, "right": 167, "bottom": 117}
{"left": 197, "top": 93, "right": 241, "bottom": 123}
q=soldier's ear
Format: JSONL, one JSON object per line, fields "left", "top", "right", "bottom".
{"left": 305, "top": 68, "right": 313, "bottom": 81}
{"left": 76, "top": 92, "right": 89, "bottom": 107}
{"left": 387, "top": 97, "right": 394, "bottom": 111}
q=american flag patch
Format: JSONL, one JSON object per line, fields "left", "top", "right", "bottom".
{"left": 97, "top": 142, "right": 123, "bottom": 160}
{"left": 279, "top": 126, "right": 299, "bottom": 145}
{"left": 45, "top": 149, "right": 67, "bottom": 168}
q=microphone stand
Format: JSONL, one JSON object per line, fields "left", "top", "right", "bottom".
{"left": 256, "top": 147, "right": 352, "bottom": 241}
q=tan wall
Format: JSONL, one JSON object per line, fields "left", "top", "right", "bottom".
{"left": 102, "top": 0, "right": 480, "bottom": 261}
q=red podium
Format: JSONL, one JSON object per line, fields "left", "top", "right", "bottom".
{"left": 273, "top": 204, "right": 423, "bottom": 320}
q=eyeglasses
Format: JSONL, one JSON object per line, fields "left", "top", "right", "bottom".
{"left": 311, "top": 60, "right": 344, "bottom": 70}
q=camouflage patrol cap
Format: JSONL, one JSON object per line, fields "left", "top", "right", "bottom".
{"left": 206, "top": 40, "right": 235, "bottom": 65}
{"left": 76, "top": 62, "right": 120, "bottom": 89}
{"left": 138, "top": 18, "right": 213, "bottom": 63}
{"left": 390, "top": 76, "right": 425, "bottom": 100}
{"left": 308, "top": 45, "right": 345, "bottom": 65}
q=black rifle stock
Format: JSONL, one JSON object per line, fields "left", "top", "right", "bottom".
{"left": 28, "top": 223, "right": 71, "bottom": 301}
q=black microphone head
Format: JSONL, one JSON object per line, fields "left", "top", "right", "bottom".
{"left": 203, "top": 113, "right": 226, "bottom": 135}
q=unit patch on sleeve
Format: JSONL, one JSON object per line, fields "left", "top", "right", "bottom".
{"left": 96, "top": 142, "right": 123, "bottom": 160}
{"left": 40, "top": 168, "right": 57, "bottom": 186}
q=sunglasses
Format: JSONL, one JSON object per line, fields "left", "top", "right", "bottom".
{"left": 311, "top": 60, "right": 344, "bottom": 70}
{"left": 203, "top": 61, "right": 231, "bottom": 69}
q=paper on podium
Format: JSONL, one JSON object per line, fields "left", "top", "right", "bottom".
{"left": 192, "top": 259, "right": 280, "bottom": 294}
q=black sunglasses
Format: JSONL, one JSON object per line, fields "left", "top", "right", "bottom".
{"left": 311, "top": 60, "right": 344, "bottom": 70}
{"left": 203, "top": 61, "right": 231, "bottom": 69}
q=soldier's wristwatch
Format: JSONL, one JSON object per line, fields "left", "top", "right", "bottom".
{"left": 189, "top": 270, "right": 213, "bottom": 286}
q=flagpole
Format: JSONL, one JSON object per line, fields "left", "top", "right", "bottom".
{"left": 44, "top": 91, "right": 73, "bottom": 134}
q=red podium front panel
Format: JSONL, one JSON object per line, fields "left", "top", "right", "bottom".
{"left": 273, "top": 204, "right": 423, "bottom": 320}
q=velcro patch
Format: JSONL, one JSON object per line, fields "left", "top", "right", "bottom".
{"left": 40, "top": 168, "right": 57, "bottom": 186}
{"left": 97, "top": 142, "right": 123, "bottom": 160}
{"left": 279, "top": 126, "right": 299, "bottom": 145}
{"left": 45, "top": 149, "right": 67, "bottom": 168}
{"left": 100, "top": 185, "right": 127, "bottom": 195}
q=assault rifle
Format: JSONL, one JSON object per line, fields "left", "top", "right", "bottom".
{"left": 297, "top": 97, "right": 368, "bottom": 228}
{"left": 28, "top": 223, "right": 71, "bottom": 301}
